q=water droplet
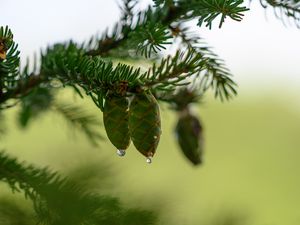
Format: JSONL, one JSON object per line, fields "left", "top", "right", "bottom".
{"left": 116, "top": 149, "right": 126, "bottom": 157}
{"left": 146, "top": 157, "right": 152, "bottom": 164}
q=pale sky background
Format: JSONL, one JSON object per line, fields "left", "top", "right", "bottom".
{"left": 2, "top": 0, "right": 300, "bottom": 94}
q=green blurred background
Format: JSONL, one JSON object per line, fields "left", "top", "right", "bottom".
{"left": 1, "top": 87, "right": 300, "bottom": 225}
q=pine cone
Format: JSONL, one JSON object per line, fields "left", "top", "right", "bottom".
{"left": 175, "top": 111, "right": 204, "bottom": 165}
{"left": 129, "top": 91, "right": 161, "bottom": 160}
{"left": 103, "top": 94, "right": 131, "bottom": 153}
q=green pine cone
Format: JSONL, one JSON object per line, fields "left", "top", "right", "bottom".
{"left": 103, "top": 94, "right": 130, "bottom": 151}
{"left": 175, "top": 112, "right": 204, "bottom": 166}
{"left": 129, "top": 91, "right": 161, "bottom": 158}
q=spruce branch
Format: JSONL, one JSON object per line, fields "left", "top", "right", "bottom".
{"left": 197, "top": 46, "right": 237, "bottom": 101}
{"left": 0, "top": 198, "right": 34, "bottom": 225}
{"left": 128, "top": 22, "right": 173, "bottom": 58}
{"left": 0, "top": 19, "right": 238, "bottom": 117}
{"left": 0, "top": 151, "right": 157, "bottom": 225}
{"left": 85, "top": 5, "right": 175, "bottom": 58}
{"left": 153, "top": 0, "right": 166, "bottom": 7}
{"left": 257, "top": 0, "right": 300, "bottom": 26}
{"left": 0, "top": 150, "right": 63, "bottom": 206}
{"left": 170, "top": 25, "right": 237, "bottom": 100}
{"left": 41, "top": 40, "right": 236, "bottom": 107}
{"left": 15, "top": 82, "right": 103, "bottom": 145}
{"left": 40, "top": 43, "right": 144, "bottom": 108}
{"left": 0, "top": 30, "right": 45, "bottom": 106}
{"left": 143, "top": 48, "right": 206, "bottom": 91}
{"left": 51, "top": 101, "right": 103, "bottom": 146}
{"left": 177, "top": 0, "right": 249, "bottom": 28}
{"left": 0, "top": 26, "right": 20, "bottom": 97}
{"left": 86, "top": 0, "right": 248, "bottom": 58}
{"left": 18, "top": 87, "right": 53, "bottom": 128}
{"left": 0, "top": 75, "right": 45, "bottom": 105}
{"left": 0, "top": 0, "right": 244, "bottom": 166}
{"left": 0, "top": 0, "right": 247, "bottom": 105}
{"left": 119, "top": 0, "right": 138, "bottom": 21}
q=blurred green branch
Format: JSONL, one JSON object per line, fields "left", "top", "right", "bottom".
{"left": 257, "top": 0, "right": 300, "bottom": 27}
{"left": 0, "top": 151, "right": 157, "bottom": 225}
